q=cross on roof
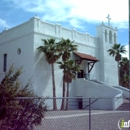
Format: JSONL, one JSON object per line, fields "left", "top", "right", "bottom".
{"left": 106, "top": 14, "right": 111, "bottom": 26}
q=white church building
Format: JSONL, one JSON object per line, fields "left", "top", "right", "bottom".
{"left": 0, "top": 16, "right": 128, "bottom": 110}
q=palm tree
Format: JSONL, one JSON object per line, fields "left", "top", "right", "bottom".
{"left": 57, "top": 38, "right": 78, "bottom": 110}
{"left": 58, "top": 38, "right": 78, "bottom": 61}
{"left": 122, "top": 75, "right": 129, "bottom": 88}
{"left": 37, "top": 38, "right": 61, "bottom": 110}
{"left": 107, "top": 43, "right": 127, "bottom": 84}
{"left": 58, "top": 60, "right": 80, "bottom": 110}
{"left": 108, "top": 44, "right": 126, "bottom": 61}
{"left": 120, "top": 57, "right": 129, "bottom": 87}
{"left": 120, "top": 57, "right": 129, "bottom": 75}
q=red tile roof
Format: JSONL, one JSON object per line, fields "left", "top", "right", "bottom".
{"left": 74, "top": 52, "right": 99, "bottom": 62}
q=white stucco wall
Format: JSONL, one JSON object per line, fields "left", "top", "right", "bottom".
{"left": 33, "top": 50, "right": 63, "bottom": 97}
{"left": 96, "top": 23, "right": 118, "bottom": 85}
{"left": 0, "top": 16, "right": 119, "bottom": 99}
{"left": 113, "top": 86, "right": 130, "bottom": 98}
{"left": 71, "top": 79, "right": 122, "bottom": 110}
{"left": 0, "top": 19, "right": 34, "bottom": 86}
{"left": 32, "top": 17, "right": 101, "bottom": 97}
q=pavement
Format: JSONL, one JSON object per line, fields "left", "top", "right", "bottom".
{"left": 34, "top": 110, "right": 130, "bottom": 130}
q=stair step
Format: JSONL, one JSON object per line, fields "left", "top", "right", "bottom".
{"left": 116, "top": 99, "right": 130, "bottom": 111}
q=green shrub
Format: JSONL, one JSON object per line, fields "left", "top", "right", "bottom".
{"left": 0, "top": 65, "right": 46, "bottom": 130}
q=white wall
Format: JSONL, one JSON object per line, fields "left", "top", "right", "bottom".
{"left": 71, "top": 79, "right": 122, "bottom": 110}
{"left": 33, "top": 16, "right": 98, "bottom": 48}
{"left": 96, "top": 24, "right": 118, "bottom": 85}
{"left": 113, "top": 86, "right": 130, "bottom": 98}
{"left": 0, "top": 19, "right": 34, "bottom": 87}
{"left": 33, "top": 17, "right": 100, "bottom": 97}
{"left": 0, "top": 35, "right": 34, "bottom": 86}
{"left": 33, "top": 32, "right": 63, "bottom": 97}
{"left": 33, "top": 50, "right": 63, "bottom": 97}
{"left": 0, "top": 16, "right": 119, "bottom": 100}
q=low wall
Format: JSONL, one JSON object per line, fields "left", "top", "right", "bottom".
{"left": 113, "top": 86, "right": 130, "bottom": 98}
{"left": 72, "top": 79, "right": 123, "bottom": 110}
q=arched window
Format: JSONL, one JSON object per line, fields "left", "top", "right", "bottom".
{"left": 114, "top": 33, "right": 116, "bottom": 43}
{"left": 109, "top": 31, "right": 112, "bottom": 43}
{"left": 105, "top": 30, "right": 107, "bottom": 42}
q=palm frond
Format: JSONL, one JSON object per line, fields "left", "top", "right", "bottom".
{"left": 37, "top": 38, "right": 61, "bottom": 64}
{"left": 108, "top": 43, "right": 127, "bottom": 60}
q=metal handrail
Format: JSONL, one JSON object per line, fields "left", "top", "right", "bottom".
{"left": 83, "top": 98, "right": 98, "bottom": 109}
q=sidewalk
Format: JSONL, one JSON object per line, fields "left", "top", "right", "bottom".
{"left": 34, "top": 110, "right": 130, "bottom": 130}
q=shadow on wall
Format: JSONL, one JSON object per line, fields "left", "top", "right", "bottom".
{"left": 33, "top": 51, "right": 51, "bottom": 96}
{"left": 105, "top": 75, "right": 118, "bottom": 86}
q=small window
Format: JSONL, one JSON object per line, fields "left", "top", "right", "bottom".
{"left": 3, "top": 54, "right": 7, "bottom": 72}
{"left": 109, "top": 31, "right": 112, "bottom": 43}
{"left": 114, "top": 33, "right": 116, "bottom": 44}
{"left": 17, "top": 48, "right": 21, "bottom": 55}
{"left": 105, "top": 30, "right": 107, "bottom": 42}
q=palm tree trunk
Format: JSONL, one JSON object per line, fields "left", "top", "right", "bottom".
{"left": 51, "top": 63, "right": 57, "bottom": 110}
{"left": 65, "top": 83, "right": 69, "bottom": 110}
{"left": 60, "top": 79, "right": 66, "bottom": 110}
{"left": 118, "top": 61, "right": 120, "bottom": 85}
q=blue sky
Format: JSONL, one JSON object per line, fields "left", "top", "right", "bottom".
{"left": 0, "top": 0, "right": 129, "bottom": 56}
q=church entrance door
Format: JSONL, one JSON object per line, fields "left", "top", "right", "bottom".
{"left": 77, "top": 69, "right": 84, "bottom": 78}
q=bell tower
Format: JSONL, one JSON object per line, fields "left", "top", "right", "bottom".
{"left": 96, "top": 14, "right": 118, "bottom": 85}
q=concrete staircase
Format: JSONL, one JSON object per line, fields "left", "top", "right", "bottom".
{"left": 116, "top": 99, "right": 130, "bottom": 111}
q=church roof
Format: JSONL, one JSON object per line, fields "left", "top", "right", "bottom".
{"left": 74, "top": 52, "right": 99, "bottom": 62}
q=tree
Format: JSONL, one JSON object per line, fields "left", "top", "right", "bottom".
{"left": 0, "top": 65, "right": 46, "bottom": 130}
{"left": 120, "top": 57, "right": 129, "bottom": 75}
{"left": 57, "top": 38, "right": 78, "bottom": 110}
{"left": 107, "top": 43, "right": 127, "bottom": 84}
{"left": 120, "top": 57, "right": 129, "bottom": 88}
{"left": 58, "top": 38, "right": 78, "bottom": 61}
{"left": 37, "top": 38, "right": 61, "bottom": 110}
{"left": 107, "top": 44, "right": 126, "bottom": 61}
{"left": 58, "top": 60, "right": 80, "bottom": 110}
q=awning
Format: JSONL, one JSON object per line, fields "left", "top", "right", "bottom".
{"left": 74, "top": 52, "right": 99, "bottom": 62}
{"left": 74, "top": 52, "right": 99, "bottom": 73}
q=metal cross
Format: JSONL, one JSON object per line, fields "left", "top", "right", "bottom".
{"left": 106, "top": 14, "right": 111, "bottom": 26}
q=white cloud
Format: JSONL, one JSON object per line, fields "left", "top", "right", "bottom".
{"left": 69, "top": 19, "right": 85, "bottom": 29}
{"left": 0, "top": 19, "right": 10, "bottom": 28}
{"left": 11, "top": 0, "right": 71, "bottom": 13}
{"left": 113, "top": 22, "right": 128, "bottom": 29}
{"left": 7, "top": 0, "right": 129, "bottom": 29}
{"left": 67, "top": 0, "right": 128, "bottom": 29}
{"left": 11, "top": 0, "right": 44, "bottom": 12}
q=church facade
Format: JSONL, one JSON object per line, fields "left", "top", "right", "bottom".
{"left": 0, "top": 16, "right": 119, "bottom": 101}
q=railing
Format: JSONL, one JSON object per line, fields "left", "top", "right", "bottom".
{"left": 83, "top": 98, "right": 98, "bottom": 109}
{"left": 113, "top": 85, "right": 130, "bottom": 98}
